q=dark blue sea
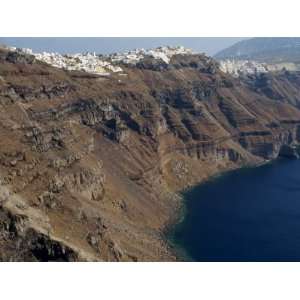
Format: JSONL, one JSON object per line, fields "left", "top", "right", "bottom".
{"left": 171, "top": 159, "right": 300, "bottom": 261}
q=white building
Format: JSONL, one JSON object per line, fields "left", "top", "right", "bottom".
{"left": 12, "top": 46, "right": 194, "bottom": 76}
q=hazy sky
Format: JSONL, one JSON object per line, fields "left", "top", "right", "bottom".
{"left": 0, "top": 37, "right": 247, "bottom": 56}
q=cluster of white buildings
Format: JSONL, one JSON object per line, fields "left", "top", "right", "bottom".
{"left": 18, "top": 47, "right": 123, "bottom": 75}
{"left": 5, "top": 45, "right": 194, "bottom": 76}
{"left": 219, "top": 59, "right": 270, "bottom": 77}
{"left": 4, "top": 44, "right": 298, "bottom": 77}
{"left": 109, "top": 46, "right": 194, "bottom": 65}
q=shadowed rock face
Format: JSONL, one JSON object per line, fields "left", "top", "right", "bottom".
{"left": 1, "top": 48, "right": 300, "bottom": 261}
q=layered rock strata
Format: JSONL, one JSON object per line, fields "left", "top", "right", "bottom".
{"left": 1, "top": 47, "right": 300, "bottom": 261}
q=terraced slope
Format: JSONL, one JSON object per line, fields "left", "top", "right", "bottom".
{"left": 1, "top": 48, "right": 300, "bottom": 261}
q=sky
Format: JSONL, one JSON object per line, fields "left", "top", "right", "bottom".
{"left": 0, "top": 37, "right": 247, "bottom": 56}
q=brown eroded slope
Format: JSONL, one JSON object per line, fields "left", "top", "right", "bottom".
{"left": 1, "top": 48, "right": 300, "bottom": 261}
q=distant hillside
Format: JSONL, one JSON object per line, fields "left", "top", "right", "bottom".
{"left": 215, "top": 38, "right": 300, "bottom": 63}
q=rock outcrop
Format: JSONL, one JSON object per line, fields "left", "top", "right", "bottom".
{"left": 1, "top": 46, "right": 300, "bottom": 261}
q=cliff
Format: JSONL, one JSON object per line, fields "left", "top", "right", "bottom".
{"left": 1, "top": 47, "right": 300, "bottom": 261}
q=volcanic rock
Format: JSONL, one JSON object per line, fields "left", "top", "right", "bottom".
{"left": 1, "top": 46, "right": 300, "bottom": 261}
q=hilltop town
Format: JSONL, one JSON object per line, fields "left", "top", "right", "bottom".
{"left": 4, "top": 45, "right": 194, "bottom": 76}
{"left": 3, "top": 44, "right": 295, "bottom": 79}
{"left": 219, "top": 59, "right": 270, "bottom": 77}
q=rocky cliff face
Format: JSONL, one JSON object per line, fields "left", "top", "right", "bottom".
{"left": 1, "top": 47, "right": 300, "bottom": 261}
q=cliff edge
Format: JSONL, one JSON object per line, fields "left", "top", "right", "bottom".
{"left": 1, "top": 47, "right": 300, "bottom": 261}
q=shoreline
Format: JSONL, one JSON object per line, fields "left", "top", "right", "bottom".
{"left": 161, "top": 158, "right": 276, "bottom": 261}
